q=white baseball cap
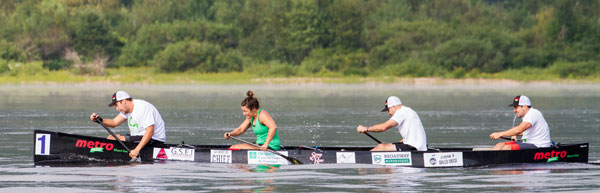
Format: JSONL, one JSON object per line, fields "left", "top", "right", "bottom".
{"left": 381, "top": 96, "right": 402, "bottom": 112}
{"left": 508, "top": 95, "right": 531, "bottom": 107}
{"left": 108, "top": 91, "right": 132, "bottom": 107}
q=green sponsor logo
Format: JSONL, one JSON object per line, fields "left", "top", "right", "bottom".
{"left": 90, "top": 147, "right": 104, "bottom": 153}
{"left": 385, "top": 159, "right": 410, "bottom": 164}
{"left": 374, "top": 155, "right": 382, "bottom": 163}
{"left": 249, "top": 152, "right": 257, "bottom": 159}
{"left": 113, "top": 148, "right": 128, "bottom": 153}
{"left": 547, "top": 156, "right": 559, "bottom": 163}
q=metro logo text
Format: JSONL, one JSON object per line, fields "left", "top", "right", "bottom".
{"left": 75, "top": 139, "right": 114, "bottom": 151}
{"left": 533, "top": 150, "right": 567, "bottom": 160}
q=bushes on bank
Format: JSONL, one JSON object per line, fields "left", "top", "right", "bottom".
{"left": 1, "top": 0, "right": 600, "bottom": 79}
{"left": 380, "top": 58, "right": 441, "bottom": 77}
{"left": 549, "top": 61, "right": 600, "bottom": 78}
{"left": 153, "top": 40, "right": 244, "bottom": 73}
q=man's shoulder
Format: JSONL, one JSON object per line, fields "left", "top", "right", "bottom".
{"left": 133, "top": 99, "right": 156, "bottom": 108}
{"left": 392, "top": 106, "right": 413, "bottom": 118}
{"left": 132, "top": 99, "right": 159, "bottom": 114}
{"left": 399, "top": 106, "right": 417, "bottom": 114}
{"left": 527, "top": 108, "right": 544, "bottom": 116}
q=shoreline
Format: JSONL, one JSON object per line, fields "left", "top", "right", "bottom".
{"left": 2, "top": 77, "right": 599, "bottom": 89}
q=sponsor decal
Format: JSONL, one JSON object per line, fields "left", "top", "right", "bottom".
{"left": 75, "top": 139, "right": 114, "bottom": 151}
{"left": 152, "top": 147, "right": 196, "bottom": 161}
{"left": 152, "top": 147, "right": 195, "bottom": 161}
{"left": 154, "top": 148, "right": 168, "bottom": 159}
{"left": 371, "top": 152, "right": 412, "bottom": 166}
{"left": 211, "top": 150, "right": 232, "bottom": 163}
{"left": 336, "top": 152, "right": 356, "bottom": 164}
{"left": 35, "top": 134, "right": 51, "bottom": 155}
{"left": 533, "top": 150, "right": 567, "bottom": 160}
{"left": 309, "top": 152, "right": 324, "bottom": 164}
{"left": 113, "top": 148, "right": 128, "bottom": 153}
{"left": 424, "top": 152, "right": 463, "bottom": 167}
{"left": 169, "top": 147, "right": 195, "bottom": 161}
{"left": 546, "top": 154, "right": 581, "bottom": 163}
{"left": 247, "top": 151, "right": 290, "bottom": 165}
{"left": 90, "top": 147, "right": 104, "bottom": 153}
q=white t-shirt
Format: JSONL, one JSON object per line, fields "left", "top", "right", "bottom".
{"left": 521, "top": 108, "right": 551, "bottom": 147}
{"left": 120, "top": 99, "right": 166, "bottom": 142}
{"left": 390, "top": 106, "right": 427, "bottom": 151}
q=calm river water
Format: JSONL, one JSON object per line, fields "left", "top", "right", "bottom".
{"left": 1, "top": 84, "right": 600, "bottom": 192}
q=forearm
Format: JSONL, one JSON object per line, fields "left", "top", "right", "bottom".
{"left": 134, "top": 128, "right": 153, "bottom": 151}
{"left": 366, "top": 123, "right": 387, "bottom": 132}
{"left": 102, "top": 119, "right": 120, "bottom": 128}
{"left": 229, "top": 127, "right": 246, "bottom": 136}
{"left": 499, "top": 127, "right": 524, "bottom": 137}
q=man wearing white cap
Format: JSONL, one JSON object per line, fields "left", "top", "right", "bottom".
{"left": 90, "top": 91, "right": 166, "bottom": 158}
{"left": 489, "top": 95, "right": 551, "bottom": 150}
{"left": 356, "top": 96, "right": 428, "bottom": 151}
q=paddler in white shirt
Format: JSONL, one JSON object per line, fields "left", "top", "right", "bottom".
{"left": 356, "top": 96, "right": 428, "bottom": 151}
{"left": 89, "top": 91, "right": 166, "bottom": 158}
{"left": 490, "top": 95, "right": 552, "bottom": 150}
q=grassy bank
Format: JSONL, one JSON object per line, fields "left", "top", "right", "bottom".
{"left": 1, "top": 66, "right": 600, "bottom": 85}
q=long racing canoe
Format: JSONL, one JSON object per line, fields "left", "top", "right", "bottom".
{"left": 34, "top": 130, "right": 589, "bottom": 167}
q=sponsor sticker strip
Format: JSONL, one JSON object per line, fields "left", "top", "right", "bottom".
{"left": 424, "top": 152, "right": 463, "bottom": 167}
{"left": 247, "top": 151, "right": 290, "bottom": 165}
{"left": 153, "top": 147, "right": 195, "bottom": 161}
{"left": 336, "top": 152, "right": 356, "bottom": 164}
{"left": 371, "top": 152, "right": 412, "bottom": 166}
{"left": 211, "top": 150, "right": 232, "bottom": 163}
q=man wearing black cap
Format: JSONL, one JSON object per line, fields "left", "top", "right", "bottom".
{"left": 356, "top": 96, "right": 427, "bottom": 151}
{"left": 90, "top": 91, "right": 166, "bottom": 158}
{"left": 489, "top": 95, "right": 551, "bottom": 150}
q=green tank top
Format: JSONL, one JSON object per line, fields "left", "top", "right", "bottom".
{"left": 251, "top": 109, "right": 281, "bottom": 150}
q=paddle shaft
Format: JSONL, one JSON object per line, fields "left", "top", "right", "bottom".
{"left": 299, "top": 145, "right": 317, "bottom": 150}
{"left": 228, "top": 135, "right": 302, "bottom": 164}
{"left": 500, "top": 136, "right": 519, "bottom": 141}
{"left": 364, "top": 132, "right": 382, "bottom": 144}
{"left": 96, "top": 117, "right": 132, "bottom": 152}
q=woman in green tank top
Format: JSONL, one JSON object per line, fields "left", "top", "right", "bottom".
{"left": 224, "top": 91, "right": 281, "bottom": 151}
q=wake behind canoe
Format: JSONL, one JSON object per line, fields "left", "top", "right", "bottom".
{"left": 34, "top": 130, "right": 589, "bottom": 167}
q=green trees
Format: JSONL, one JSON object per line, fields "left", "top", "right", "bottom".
{"left": 0, "top": 0, "right": 599, "bottom": 78}
{"left": 153, "top": 40, "right": 243, "bottom": 73}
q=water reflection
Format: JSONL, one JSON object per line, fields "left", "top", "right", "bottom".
{"left": 238, "top": 164, "right": 281, "bottom": 173}
{"left": 233, "top": 164, "right": 280, "bottom": 192}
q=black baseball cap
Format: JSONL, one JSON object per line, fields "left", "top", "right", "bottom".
{"left": 508, "top": 95, "right": 531, "bottom": 107}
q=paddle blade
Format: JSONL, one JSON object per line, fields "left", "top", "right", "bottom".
{"left": 130, "top": 157, "right": 141, "bottom": 163}
{"left": 288, "top": 157, "right": 302, "bottom": 165}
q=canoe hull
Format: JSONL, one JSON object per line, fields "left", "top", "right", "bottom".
{"left": 34, "top": 130, "right": 589, "bottom": 167}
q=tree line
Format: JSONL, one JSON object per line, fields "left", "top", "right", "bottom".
{"left": 0, "top": 0, "right": 599, "bottom": 78}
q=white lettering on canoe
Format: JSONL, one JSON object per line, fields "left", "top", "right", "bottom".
{"left": 211, "top": 150, "right": 232, "bottom": 163}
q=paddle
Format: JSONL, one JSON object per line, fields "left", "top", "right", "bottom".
{"left": 500, "top": 136, "right": 520, "bottom": 142}
{"left": 94, "top": 116, "right": 140, "bottom": 162}
{"left": 227, "top": 135, "right": 302, "bottom": 165}
{"left": 364, "top": 132, "right": 382, "bottom": 144}
{"left": 299, "top": 145, "right": 317, "bottom": 150}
